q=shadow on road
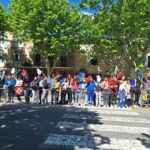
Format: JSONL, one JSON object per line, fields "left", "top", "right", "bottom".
{"left": 137, "top": 133, "right": 150, "bottom": 149}
{"left": 0, "top": 104, "right": 110, "bottom": 150}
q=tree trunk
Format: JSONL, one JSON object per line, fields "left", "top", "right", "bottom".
{"left": 45, "top": 56, "right": 50, "bottom": 76}
{"left": 49, "top": 55, "right": 60, "bottom": 76}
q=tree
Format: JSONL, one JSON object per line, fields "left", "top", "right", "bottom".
{"left": 9, "top": 0, "right": 83, "bottom": 75}
{"left": 80, "top": 0, "right": 150, "bottom": 73}
{"left": 0, "top": 4, "right": 9, "bottom": 39}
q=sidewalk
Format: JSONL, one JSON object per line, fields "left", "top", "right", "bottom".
{"left": 0, "top": 96, "right": 25, "bottom": 106}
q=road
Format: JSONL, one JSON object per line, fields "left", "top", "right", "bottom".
{"left": 0, "top": 103, "right": 150, "bottom": 150}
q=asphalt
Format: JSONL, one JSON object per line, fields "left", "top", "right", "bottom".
{"left": 0, "top": 103, "right": 150, "bottom": 150}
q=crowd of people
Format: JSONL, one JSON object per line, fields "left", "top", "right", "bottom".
{"left": 0, "top": 68, "right": 150, "bottom": 108}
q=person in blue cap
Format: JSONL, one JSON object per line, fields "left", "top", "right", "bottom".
{"left": 87, "top": 77, "right": 96, "bottom": 106}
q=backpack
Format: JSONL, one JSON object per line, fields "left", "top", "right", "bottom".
{"left": 30, "top": 81, "right": 38, "bottom": 90}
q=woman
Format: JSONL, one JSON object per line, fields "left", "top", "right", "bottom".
{"left": 71, "top": 75, "right": 79, "bottom": 105}
{"left": 23, "top": 76, "right": 30, "bottom": 104}
{"left": 109, "top": 76, "right": 118, "bottom": 107}
{"left": 61, "top": 78, "right": 68, "bottom": 104}
{"left": 66, "top": 74, "right": 72, "bottom": 104}
{"left": 30, "top": 77, "right": 40, "bottom": 104}
{"left": 125, "top": 80, "right": 132, "bottom": 107}
{"left": 118, "top": 76, "right": 127, "bottom": 108}
{"left": 15, "top": 76, "right": 23, "bottom": 101}
{"left": 101, "top": 75, "right": 111, "bottom": 107}
{"left": 41, "top": 76, "right": 49, "bottom": 104}
{"left": 134, "top": 78, "right": 141, "bottom": 107}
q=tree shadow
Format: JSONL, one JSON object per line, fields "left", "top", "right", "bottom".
{"left": 137, "top": 133, "right": 150, "bottom": 149}
{"left": 0, "top": 104, "right": 110, "bottom": 150}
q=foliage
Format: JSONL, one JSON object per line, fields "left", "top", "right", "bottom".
{"left": 5, "top": 0, "right": 150, "bottom": 73}
{"left": 135, "top": 63, "right": 144, "bottom": 72}
{"left": 0, "top": 4, "right": 9, "bottom": 38}
{"left": 80, "top": 0, "right": 150, "bottom": 70}
{"left": 9, "top": 0, "right": 83, "bottom": 57}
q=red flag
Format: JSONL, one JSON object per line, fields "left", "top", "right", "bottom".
{"left": 116, "top": 71, "right": 124, "bottom": 79}
{"left": 21, "top": 69, "right": 27, "bottom": 76}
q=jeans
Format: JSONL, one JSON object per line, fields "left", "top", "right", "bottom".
{"left": 78, "top": 90, "right": 86, "bottom": 105}
{"left": 8, "top": 87, "right": 14, "bottom": 102}
{"left": 109, "top": 94, "right": 117, "bottom": 106}
{"left": 39, "top": 87, "right": 43, "bottom": 104}
{"left": 41, "top": 88, "right": 48, "bottom": 104}
{"left": 88, "top": 91, "right": 94, "bottom": 105}
{"left": 134, "top": 93, "right": 140, "bottom": 105}
{"left": 96, "top": 91, "right": 102, "bottom": 106}
{"left": 32, "top": 89, "right": 39, "bottom": 104}
{"left": 61, "top": 90, "right": 66, "bottom": 104}
{"left": 66, "top": 88, "right": 72, "bottom": 104}
{"left": 118, "top": 90, "right": 126, "bottom": 108}
{"left": 24, "top": 89, "right": 30, "bottom": 104}
{"left": 51, "top": 89, "right": 59, "bottom": 104}
{"left": 72, "top": 89, "right": 78, "bottom": 105}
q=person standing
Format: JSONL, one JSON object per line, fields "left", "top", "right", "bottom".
{"left": 15, "top": 76, "right": 24, "bottom": 101}
{"left": 66, "top": 74, "right": 72, "bottom": 104}
{"left": 87, "top": 77, "right": 95, "bottom": 106}
{"left": 23, "top": 76, "right": 30, "bottom": 104}
{"left": 125, "top": 80, "right": 132, "bottom": 107}
{"left": 30, "top": 77, "right": 40, "bottom": 104}
{"left": 61, "top": 78, "right": 68, "bottom": 104}
{"left": 134, "top": 78, "right": 141, "bottom": 107}
{"left": 118, "top": 76, "right": 127, "bottom": 108}
{"left": 52, "top": 79, "right": 60, "bottom": 104}
{"left": 41, "top": 76, "right": 49, "bottom": 104}
{"left": 95, "top": 79, "right": 102, "bottom": 107}
{"left": 109, "top": 77, "right": 118, "bottom": 107}
{"left": 49, "top": 74, "right": 56, "bottom": 104}
{"left": 0, "top": 71, "right": 5, "bottom": 101}
{"left": 101, "top": 75, "right": 111, "bottom": 107}
{"left": 78, "top": 74, "right": 87, "bottom": 106}
{"left": 6, "top": 75, "right": 15, "bottom": 103}
{"left": 71, "top": 75, "right": 79, "bottom": 105}
{"left": 3, "top": 75, "right": 9, "bottom": 102}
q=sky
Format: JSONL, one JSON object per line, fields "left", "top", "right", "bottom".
{"left": 0, "top": 0, "right": 80, "bottom": 9}
{"left": 0, "top": 0, "right": 96, "bottom": 14}
{"left": 0, "top": 0, "right": 11, "bottom": 9}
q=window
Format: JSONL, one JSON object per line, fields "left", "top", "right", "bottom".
{"left": 60, "top": 55, "right": 67, "bottom": 67}
{"left": 14, "top": 51, "right": 21, "bottom": 61}
{"left": 35, "top": 54, "right": 41, "bottom": 66}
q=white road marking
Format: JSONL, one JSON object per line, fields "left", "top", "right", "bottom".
{"left": 56, "top": 121, "right": 150, "bottom": 134}
{"left": 63, "top": 114, "right": 150, "bottom": 124}
{"left": 66, "top": 108, "right": 139, "bottom": 115}
{"left": 44, "top": 134, "right": 149, "bottom": 150}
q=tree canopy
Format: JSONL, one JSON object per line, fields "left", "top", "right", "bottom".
{"left": 0, "top": 4, "right": 9, "bottom": 38}
{"left": 9, "top": 0, "right": 83, "bottom": 56}
{"left": 4, "top": 0, "right": 150, "bottom": 73}
{"left": 79, "top": 0, "right": 150, "bottom": 71}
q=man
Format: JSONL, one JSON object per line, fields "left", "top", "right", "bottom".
{"left": 87, "top": 77, "right": 95, "bottom": 106}
{"left": 7, "top": 75, "right": 15, "bottom": 103}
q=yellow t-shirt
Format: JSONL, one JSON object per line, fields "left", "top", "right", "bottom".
{"left": 53, "top": 82, "right": 60, "bottom": 89}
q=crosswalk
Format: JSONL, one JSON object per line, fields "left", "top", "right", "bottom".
{"left": 44, "top": 107, "right": 150, "bottom": 150}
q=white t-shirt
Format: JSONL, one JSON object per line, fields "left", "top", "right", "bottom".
{"left": 15, "top": 79, "right": 23, "bottom": 87}
{"left": 119, "top": 81, "right": 126, "bottom": 91}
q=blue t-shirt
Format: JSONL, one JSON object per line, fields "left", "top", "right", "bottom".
{"left": 87, "top": 82, "right": 95, "bottom": 91}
